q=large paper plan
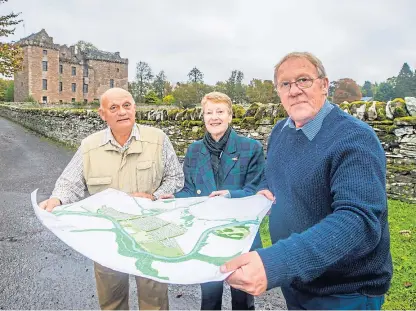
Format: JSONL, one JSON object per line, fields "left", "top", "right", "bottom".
{"left": 31, "top": 188, "right": 272, "bottom": 284}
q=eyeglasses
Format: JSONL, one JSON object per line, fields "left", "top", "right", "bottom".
{"left": 277, "top": 77, "right": 322, "bottom": 93}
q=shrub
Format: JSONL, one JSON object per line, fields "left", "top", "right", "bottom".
{"left": 24, "top": 95, "right": 37, "bottom": 103}
{"left": 144, "top": 91, "right": 161, "bottom": 105}
{"left": 232, "top": 104, "right": 246, "bottom": 118}
{"left": 162, "top": 94, "right": 175, "bottom": 105}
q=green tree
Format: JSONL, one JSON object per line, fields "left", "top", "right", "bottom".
{"left": 361, "top": 80, "right": 373, "bottom": 97}
{"left": 214, "top": 81, "right": 227, "bottom": 94}
{"left": 226, "top": 70, "right": 246, "bottom": 104}
{"left": 152, "top": 70, "right": 167, "bottom": 100}
{"left": 414, "top": 69, "right": 416, "bottom": 96}
{"left": 75, "top": 40, "right": 98, "bottom": 51}
{"left": 394, "top": 63, "right": 414, "bottom": 98}
{"left": 134, "top": 61, "right": 153, "bottom": 103}
{"left": 172, "top": 82, "right": 212, "bottom": 108}
{"left": 4, "top": 79, "right": 13, "bottom": 101}
{"left": 373, "top": 82, "right": 395, "bottom": 102}
{"left": 0, "top": 77, "right": 8, "bottom": 100}
{"left": 328, "top": 80, "right": 339, "bottom": 102}
{"left": 128, "top": 82, "right": 135, "bottom": 96}
{"left": 187, "top": 67, "right": 204, "bottom": 83}
{"left": 0, "top": 77, "right": 12, "bottom": 101}
{"left": 0, "top": 0, "right": 23, "bottom": 77}
{"left": 386, "top": 76, "right": 397, "bottom": 89}
{"left": 246, "top": 79, "right": 279, "bottom": 104}
{"left": 144, "top": 90, "right": 160, "bottom": 104}
{"left": 164, "top": 81, "right": 173, "bottom": 96}
{"left": 172, "top": 83, "right": 198, "bottom": 108}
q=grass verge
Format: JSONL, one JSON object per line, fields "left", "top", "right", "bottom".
{"left": 258, "top": 199, "right": 416, "bottom": 310}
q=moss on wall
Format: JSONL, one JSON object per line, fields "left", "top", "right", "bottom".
{"left": 394, "top": 116, "right": 416, "bottom": 125}
{"left": 245, "top": 103, "right": 260, "bottom": 117}
{"left": 254, "top": 106, "right": 268, "bottom": 121}
{"left": 232, "top": 104, "right": 246, "bottom": 118}
{"left": 232, "top": 118, "right": 242, "bottom": 125}
{"left": 387, "top": 164, "right": 416, "bottom": 173}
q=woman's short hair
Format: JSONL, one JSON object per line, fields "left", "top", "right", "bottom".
{"left": 201, "top": 91, "right": 233, "bottom": 114}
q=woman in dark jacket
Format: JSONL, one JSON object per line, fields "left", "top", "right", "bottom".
{"left": 175, "top": 92, "right": 265, "bottom": 310}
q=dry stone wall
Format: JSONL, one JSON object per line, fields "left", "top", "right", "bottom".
{"left": 1, "top": 99, "right": 415, "bottom": 203}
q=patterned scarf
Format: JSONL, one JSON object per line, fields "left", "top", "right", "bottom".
{"left": 203, "top": 126, "right": 232, "bottom": 188}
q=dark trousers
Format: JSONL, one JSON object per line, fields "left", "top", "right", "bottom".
{"left": 201, "top": 282, "right": 254, "bottom": 310}
{"left": 282, "top": 286, "right": 385, "bottom": 310}
{"left": 200, "top": 233, "right": 263, "bottom": 310}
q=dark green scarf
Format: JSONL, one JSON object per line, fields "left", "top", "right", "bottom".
{"left": 202, "top": 126, "right": 232, "bottom": 189}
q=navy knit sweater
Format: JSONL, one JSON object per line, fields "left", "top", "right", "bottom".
{"left": 257, "top": 105, "right": 393, "bottom": 296}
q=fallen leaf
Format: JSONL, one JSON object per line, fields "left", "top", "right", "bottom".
{"left": 404, "top": 282, "right": 412, "bottom": 288}
{"left": 399, "top": 230, "right": 411, "bottom": 237}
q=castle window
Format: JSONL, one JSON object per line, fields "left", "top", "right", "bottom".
{"left": 59, "top": 82, "right": 63, "bottom": 92}
{"left": 72, "top": 83, "right": 76, "bottom": 92}
{"left": 72, "top": 98, "right": 75, "bottom": 102}
{"left": 110, "top": 79, "right": 114, "bottom": 88}
{"left": 83, "top": 84, "right": 88, "bottom": 93}
{"left": 72, "top": 66, "right": 76, "bottom": 76}
{"left": 42, "top": 61, "right": 48, "bottom": 71}
{"left": 42, "top": 96, "right": 47, "bottom": 103}
{"left": 59, "top": 64, "right": 63, "bottom": 74}
{"left": 42, "top": 79, "right": 47, "bottom": 90}
{"left": 117, "top": 68, "right": 120, "bottom": 73}
{"left": 43, "top": 50, "right": 47, "bottom": 55}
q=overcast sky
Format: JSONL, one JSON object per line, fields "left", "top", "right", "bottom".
{"left": 2, "top": 0, "right": 415, "bottom": 85}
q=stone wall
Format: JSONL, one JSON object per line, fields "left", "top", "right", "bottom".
{"left": 1, "top": 99, "right": 415, "bottom": 203}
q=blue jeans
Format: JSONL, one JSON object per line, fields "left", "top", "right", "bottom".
{"left": 282, "top": 286, "right": 385, "bottom": 310}
{"left": 200, "top": 233, "right": 263, "bottom": 310}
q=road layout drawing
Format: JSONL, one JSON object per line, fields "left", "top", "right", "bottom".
{"left": 31, "top": 188, "right": 272, "bottom": 284}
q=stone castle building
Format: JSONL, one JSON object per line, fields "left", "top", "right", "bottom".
{"left": 14, "top": 29, "right": 128, "bottom": 103}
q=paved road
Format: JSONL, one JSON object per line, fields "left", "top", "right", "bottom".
{"left": 0, "top": 116, "right": 286, "bottom": 310}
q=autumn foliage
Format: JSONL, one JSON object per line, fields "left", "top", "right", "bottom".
{"left": 333, "top": 78, "right": 362, "bottom": 104}
{"left": 0, "top": 0, "right": 23, "bottom": 77}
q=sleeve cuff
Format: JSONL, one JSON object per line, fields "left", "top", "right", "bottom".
{"left": 256, "top": 243, "right": 291, "bottom": 290}
{"left": 229, "top": 190, "right": 245, "bottom": 198}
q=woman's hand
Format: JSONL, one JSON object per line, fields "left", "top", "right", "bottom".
{"left": 209, "top": 190, "right": 230, "bottom": 198}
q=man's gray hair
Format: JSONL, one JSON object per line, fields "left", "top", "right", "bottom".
{"left": 274, "top": 52, "right": 327, "bottom": 85}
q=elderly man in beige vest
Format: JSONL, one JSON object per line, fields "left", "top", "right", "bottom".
{"left": 39, "top": 87, "right": 184, "bottom": 310}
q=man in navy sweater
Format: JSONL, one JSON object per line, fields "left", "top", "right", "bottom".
{"left": 220, "top": 52, "right": 393, "bottom": 310}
